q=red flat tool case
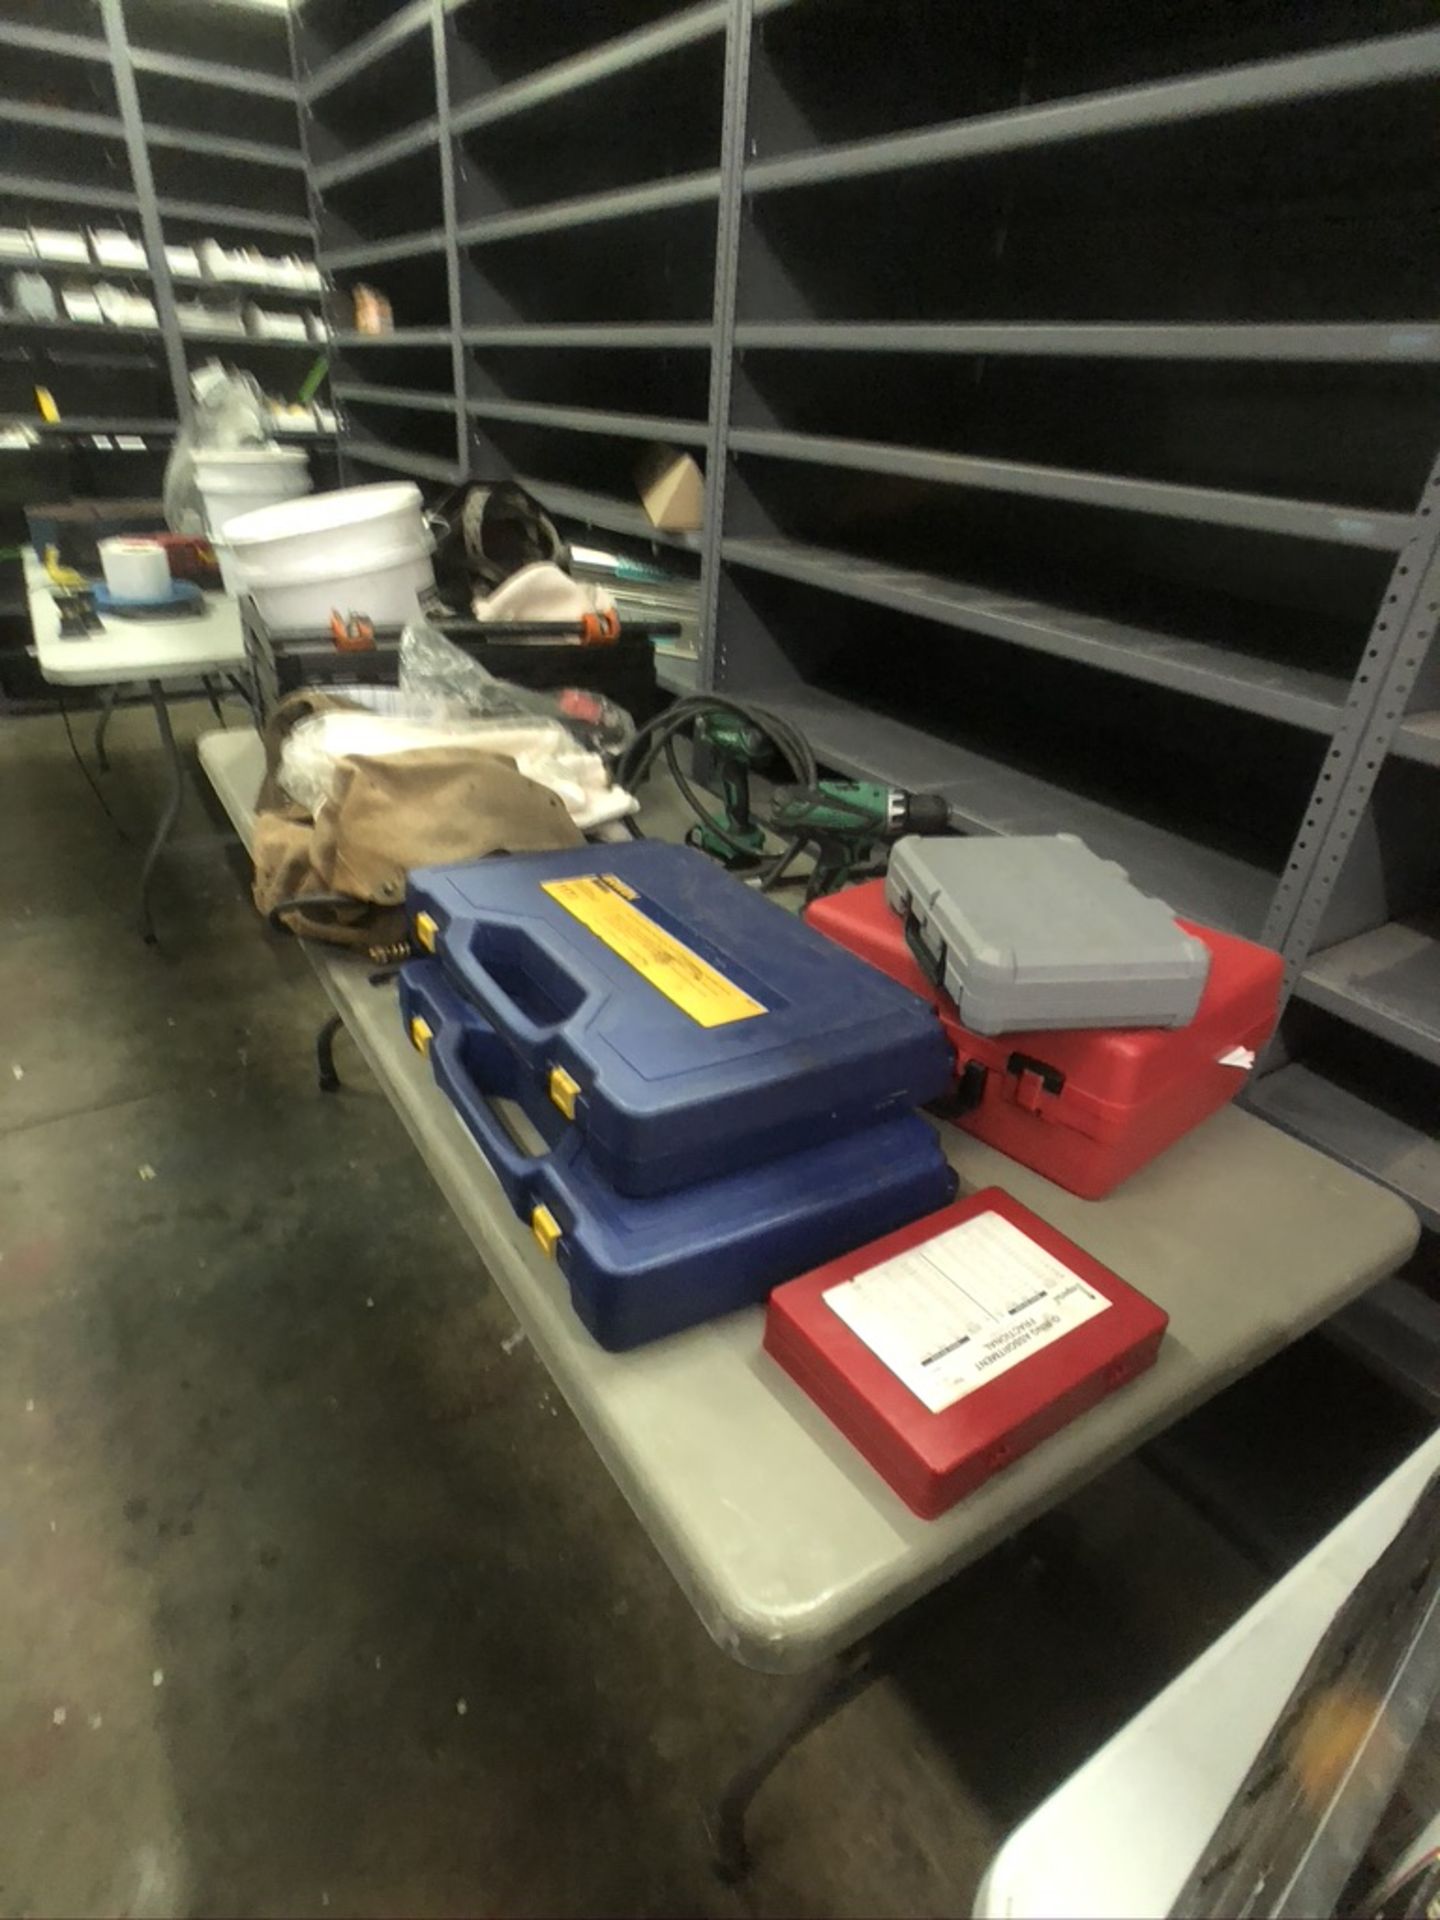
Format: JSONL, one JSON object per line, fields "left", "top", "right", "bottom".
{"left": 765, "top": 1188, "right": 1169, "bottom": 1518}
{"left": 804, "top": 879, "right": 1282, "bottom": 1199}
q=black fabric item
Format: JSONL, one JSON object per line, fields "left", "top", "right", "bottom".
{"left": 428, "top": 481, "right": 566, "bottom": 609}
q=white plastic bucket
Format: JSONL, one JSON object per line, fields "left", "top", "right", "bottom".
{"left": 223, "top": 483, "right": 434, "bottom": 630}
{"left": 233, "top": 549, "right": 434, "bottom": 631}
{"left": 195, "top": 446, "right": 312, "bottom": 591}
{"left": 98, "top": 536, "right": 169, "bottom": 601}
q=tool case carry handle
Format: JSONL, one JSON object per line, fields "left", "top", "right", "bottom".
{"left": 450, "top": 921, "right": 599, "bottom": 1061}
{"left": 902, "top": 908, "right": 945, "bottom": 991}
{"left": 403, "top": 965, "right": 559, "bottom": 1215}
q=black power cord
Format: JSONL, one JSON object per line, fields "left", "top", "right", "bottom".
{"left": 57, "top": 687, "right": 130, "bottom": 842}
{"left": 615, "top": 694, "right": 818, "bottom": 874}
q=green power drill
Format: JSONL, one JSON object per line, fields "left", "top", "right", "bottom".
{"left": 691, "top": 711, "right": 775, "bottom": 864}
{"left": 768, "top": 779, "right": 955, "bottom": 900}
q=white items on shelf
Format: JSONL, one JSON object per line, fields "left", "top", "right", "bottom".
{"left": 94, "top": 284, "right": 158, "bottom": 329}
{"left": 177, "top": 301, "right": 247, "bottom": 336}
{"left": 89, "top": 229, "right": 147, "bottom": 270}
{"left": 30, "top": 227, "right": 88, "bottom": 265}
{"left": 0, "top": 229, "right": 36, "bottom": 261}
{"left": 60, "top": 285, "right": 106, "bottom": 326}
{"left": 246, "top": 305, "right": 308, "bottom": 342}
{"left": 165, "top": 245, "right": 203, "bottom": 279}
{"left": 198, "top": 242, "right": 322, "bottom": 293}
{"left": 9, "top": 271, "right": 58, "bottom": 321}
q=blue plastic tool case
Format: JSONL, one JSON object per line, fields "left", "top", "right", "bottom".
{"left": 407, "top": 841, "right": 957, "bottom": 1197}
{"left": 399, "top": 961, "right": 958, "bottom": 1350}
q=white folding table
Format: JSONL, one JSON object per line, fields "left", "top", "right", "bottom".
{"left": 976, "top": 1426, "right": 1440, "bottom": 1918}
{"left": 199, "top": 725, "right": 1420, "bottom": 1875}
{"left": 26, "top": 551, "right": 246, "bottom": 940}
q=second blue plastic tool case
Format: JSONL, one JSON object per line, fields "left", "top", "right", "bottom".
{"left": 400, "top": 961, "right": 958, "bottom": 1350}
{"left": 407, "top": 841, "right": 956, "bottom": 1197}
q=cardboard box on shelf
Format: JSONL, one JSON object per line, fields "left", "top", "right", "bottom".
{"left": 635, "top": 442, "right": 703, "bottom": 532}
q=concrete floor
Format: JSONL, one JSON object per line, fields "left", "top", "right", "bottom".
{"left": 0, "top": 699, "right": 1363, "bottom": 1917}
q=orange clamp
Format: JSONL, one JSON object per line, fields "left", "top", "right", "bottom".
{"left": 577, "top": 607, "right": 621, "bottom": 646}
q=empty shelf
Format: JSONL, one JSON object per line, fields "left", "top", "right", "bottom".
{"left": 1298, "top": 921, "right": 1440, "bottom": 1068}
{"left": 732, "top": 322, "right": 1440, "bottom": 363}
{"left": 516, "top": 476, "right": 701, "bottom": 552}
{"left": 464, "top": 323, "right": 711, "bottom": 349}
{"left": 469, "top": 398, "right": 707, "bottom": 445}
{"left": 157, "top": 197, "right": 312, "bottom": 239}
{"left": 1394, "top": 714, "right": 1440, "bottom": 767}
{"left": 1249, "top": 1063, "right": 1440, "bottom": 1232}
{"left": 723, "top": 537, "right": 1350, "bottom": 730}
{"left": 313, "top": 119, "right": 439, "bottom": 192}
{"left": 727, "top": 427, "right": 1415, "bottom": 550}
{"left": 0, "top": 171, "right": 137, "bottom": 211}
{"left": 130, "top": 47, "right": 297, "bottom": 102}
{"left": 335, "top": 382, "right": 454, "bottom": 413}
{"left": 0, "top": 100, "right": 123, "bottom": 140}
{"left": 747, "top": 28, "right": 1440, "bottom": 192}
{"left": 342, "top": 439, "right": 463, "bottom": 484}
{"left": 451, "top": 1, "right": 731, "bottom": 137}
{"left": 332, "top": 328, "right": 452, "bottom": 348}
{"left": 457, "top": 172, "right": 719, "bottom": 249}
{"left": 322, "top": 227, "right": 448, "bottom": 271}
{"left": 1329, "top": 1280, "right": 1440, "bottom": 1418}
{"left": 146, "top": 125, "right": 302, "bottom": 170}
{"left": 303, "top": 0, "right": 432, "bottom": 106}
{"left": 749, "top": 683, "right": 1276, "bottom": 934}
{"left": 0, "top": 20, "right": 108, "bottom": 64}
{"left": 0, "top": 316, "right": 162, "bottom": 343}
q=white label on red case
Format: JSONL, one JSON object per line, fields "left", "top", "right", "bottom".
{"left": 823, "top": 1211, "right": 1112, "bottom": 1415}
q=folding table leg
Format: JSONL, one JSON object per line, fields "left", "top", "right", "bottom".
{"left": 137, "top": 680, "right": 184, "bottom": 944}
{"left": 712, "top": 1646, "right": 881, "bottom": 1883}
{"left": 316, "top": 1013, "right": 344, "bottom": 1093}
{"left": 94, "top": 685, "right": 120, "bottom": 772}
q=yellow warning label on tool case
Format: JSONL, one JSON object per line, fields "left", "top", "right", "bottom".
{"left": 541, "top": 874, "right": 767, "bottom": 1028}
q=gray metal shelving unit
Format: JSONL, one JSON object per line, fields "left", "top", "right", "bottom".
{"left": 0, "top": 0, "right": 325, "bottom": 436}
{"left": 294, "top": 1, "right": 1440, "bottom": 1264}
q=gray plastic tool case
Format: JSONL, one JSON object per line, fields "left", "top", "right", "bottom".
{"left": 885, "top": 834, "right": 1211, "bottom": 1034}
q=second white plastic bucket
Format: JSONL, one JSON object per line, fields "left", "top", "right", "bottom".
{"left": 195, "top": 446, "right": 312, "bottom": 591}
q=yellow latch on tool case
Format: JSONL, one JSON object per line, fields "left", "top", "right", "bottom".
{"left": 409, "top": 1016, "right": 433, "bottom": 1057}
{"left": 414, "top": 911, "right": 437, "bottom": 952}
{"left": 548, "top": 1065, "right": 581, "bottom": 1120}
{"left": 531, "top": 1204, "right": 562, "bottom": 1257}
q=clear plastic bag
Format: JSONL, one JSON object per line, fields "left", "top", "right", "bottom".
{"left": 398, "top": 618, "right": 634, "bottom": 755}
{"left": 162, "top": 360, "right": 276, "bottom": 534}
{"left": 278, "top": 706, "right": 637, "bottom": 831}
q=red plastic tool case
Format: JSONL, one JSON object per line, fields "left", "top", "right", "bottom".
{"left": 765, "top": 1188, "right": 1169, "bottom": 1518}
{"left": 804, "top": 879, "right": 1282, "bottom": 1199}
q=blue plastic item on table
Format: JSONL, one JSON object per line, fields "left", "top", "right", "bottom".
{"left": 93, "top": 578, "right": 204, "bottom": 619}
{"left": 399, "top": 960, "right": 958, "bottom": 1351}
{"left": 407, "top": 841, "right": 957, "bottom": 1198}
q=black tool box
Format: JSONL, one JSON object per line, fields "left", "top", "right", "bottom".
{"left": 241, "top": 600, "right": 668, "bottom": 724}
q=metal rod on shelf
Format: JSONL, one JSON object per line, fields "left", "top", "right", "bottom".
{"left": 96, "top": 0, "right": 191, "bottom": 429}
